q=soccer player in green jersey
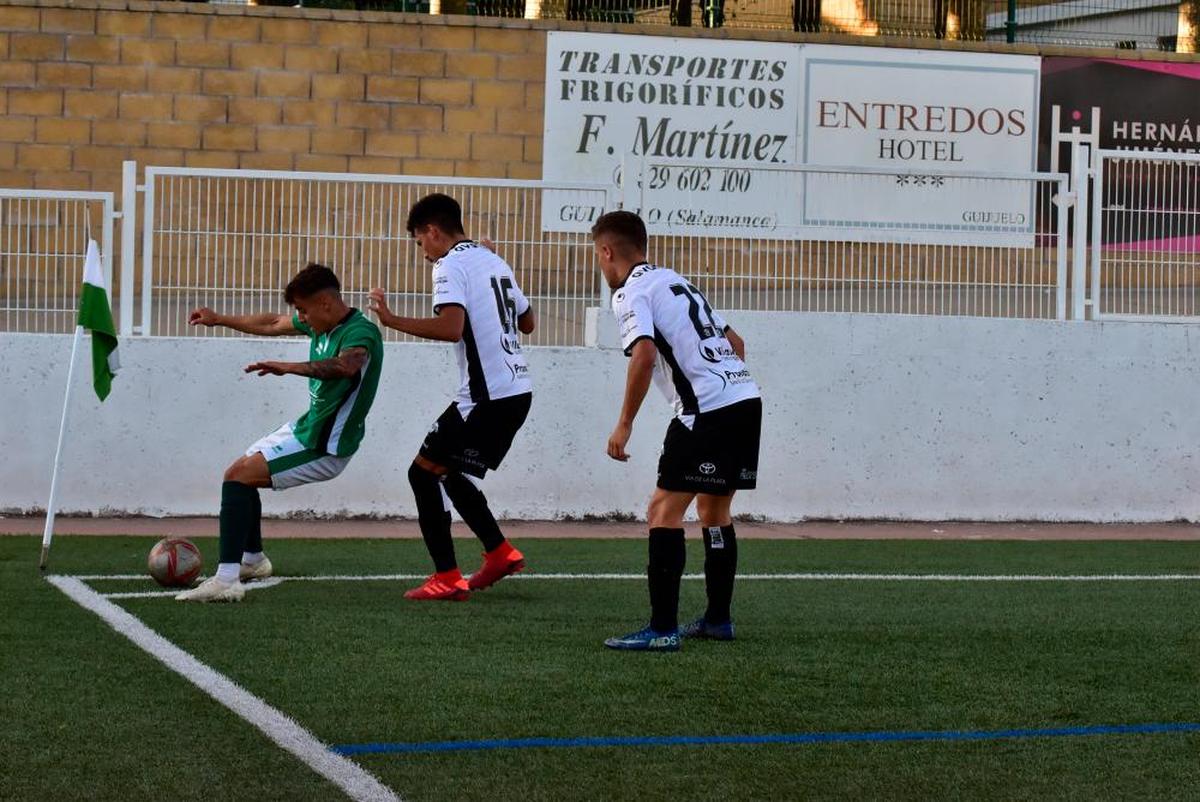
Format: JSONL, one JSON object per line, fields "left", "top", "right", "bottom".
{"left": 177, "top": 263, "right": 384, "bottom": 603}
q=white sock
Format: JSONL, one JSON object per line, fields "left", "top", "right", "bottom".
{"left": 242, "top": 551, "right": 265, "bottom": 565}
{"left": 216, "top": 562, "right": 241, "bottom": 583}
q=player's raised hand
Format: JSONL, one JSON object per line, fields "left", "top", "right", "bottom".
{"left": 245, "top": 361, "right": 288, "bottom": 377}
{"left": 367, "top": 288, "right": 392, "bottom": 322}
{"left": 189, "top": 307, "right": 220, "bottom": 327}
{"left": 607, "top": 422, "right": 632, "bottom": 462}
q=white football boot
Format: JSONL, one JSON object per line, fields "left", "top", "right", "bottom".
{"left": 175, "top": 576, "right": 245, "bottom": 603}
{"left": 239, "top": 556, "right": 273, "bottom": 582}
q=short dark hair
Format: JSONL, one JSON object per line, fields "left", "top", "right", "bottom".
{"left": 284, "top": 263, "right": 340, "bottom": 304}
{"left": 590, "top": 210, "right": 647, "bottom": 254}
{"left": 406, "top": 193, "right": 465, "bottom": 236}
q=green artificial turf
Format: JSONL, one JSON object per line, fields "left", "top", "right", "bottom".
{"left": 3, "top": 536, "right": 1198, "bottom": 801}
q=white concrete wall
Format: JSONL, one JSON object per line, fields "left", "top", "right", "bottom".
{"left": 5, "top": 311, "right": 1200, "bottom": 521}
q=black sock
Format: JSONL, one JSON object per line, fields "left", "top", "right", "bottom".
{"left": 218, "top": 481, "right": 258, "bottom": 564}
{"left": 409, "top": 463, "right": 456, "bottom": 573}
{"left": 648, "top": 527, "right": 686, "bottom": 633}
{"left": 244, "top": 488, "right": 263, "bottom": 555}
{"left": 443, "top": 472, "right": 505, "bottom": 552}
{"left": 702, "top": 524, "right": 738, "bottom": 624}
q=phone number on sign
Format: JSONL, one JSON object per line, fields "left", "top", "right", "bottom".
{"left": 616, "top": 165, "right": 754, "bottom": 193}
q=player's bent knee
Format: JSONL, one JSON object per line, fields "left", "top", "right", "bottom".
{"left": 223, "top": 457, "right": 253, "bottom": 484}
{"left": 408, "top": 461, "right": 436, "bottom": 489}
{"left": 224, "top": 453, "right": 271, "bottom": 487}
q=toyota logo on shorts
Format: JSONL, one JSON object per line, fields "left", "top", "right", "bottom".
{"left": 698, "top": 462, "right": 717, "bottom": 475}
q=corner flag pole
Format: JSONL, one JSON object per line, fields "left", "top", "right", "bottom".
{"left": 40, "top": 324, "right": 84, "bottom": 572}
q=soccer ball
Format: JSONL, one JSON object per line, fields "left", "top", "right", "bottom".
{"left": 147, "top": 537, "right": 203, "bottom": 588}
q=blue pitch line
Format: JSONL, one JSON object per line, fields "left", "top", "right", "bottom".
{"left": 332, "top": 721, "right": 1200, "bottom": 756}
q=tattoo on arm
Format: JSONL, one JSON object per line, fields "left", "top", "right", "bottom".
{"left": 296, "top": 347, "right": 368, "bottom": 379}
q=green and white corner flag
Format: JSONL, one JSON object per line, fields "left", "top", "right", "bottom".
{"left": 78, "top": 239, "right": 119, "bottom": 401}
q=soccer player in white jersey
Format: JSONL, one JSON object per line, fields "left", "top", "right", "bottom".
{"left": 369, "top": 193, "right": 534, "bottom": 601}
{"left": 591, "top": 211, "right": 763, "bottom": 651}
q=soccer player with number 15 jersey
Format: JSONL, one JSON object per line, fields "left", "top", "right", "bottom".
{"left": 370, "top": 194, "right": 534, "bottom": 601}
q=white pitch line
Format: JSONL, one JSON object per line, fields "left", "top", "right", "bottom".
{"left": 46, "top": 576, "right": 401, "bottom": 802}
{"left": 71, "top": 571, "right": 1200, "bottom": 584}
{"left": 103, "top": 577, "right": 286, "bottom": 600}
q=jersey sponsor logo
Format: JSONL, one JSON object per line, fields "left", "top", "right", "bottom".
{"left": 698, "top": 462, "right": 717, "bottom": 475}
{"left": 499, "top": 334, "right": 523, "bottom": 356}
{"left": 723, "top": 368, "right": 754, "bottom": 384}
{"left": 739, "top": 468, "right": 757, "bottom": 481}
{"left": 614, "top": 290, "right": 626, "bottom": 303}
{"left": 699, "top": 341, "right": 737, "bottom": 364}
{"left": 505, "top": 361, "right": 530, "bottom": 382}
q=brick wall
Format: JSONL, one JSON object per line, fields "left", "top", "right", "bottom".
{"left": 0, "top": 0, "right": 1172, "bottom": 198}
{"left": 0, "top": 0, "right": 557, "bottom": 194}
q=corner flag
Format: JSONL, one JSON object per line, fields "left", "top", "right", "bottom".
{"left": 78, "top": 239, "right": 119, "bottom": 401}
{"left": 41, "top": 240, "right": 119, "bottom": 572}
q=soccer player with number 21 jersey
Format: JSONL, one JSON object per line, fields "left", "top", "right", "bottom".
{"left": 591, "top": 211, "right": 763, "bottom": 652}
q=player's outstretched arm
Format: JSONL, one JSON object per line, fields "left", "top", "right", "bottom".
{"left": 245, "top": 347, "right": 368, "bottom": 379}
{"left": 368, "top": 288, "right": 464, "bottom": 342}
{"left": 725, "top": 327, "right": 746, "bottom": 361}
{"left": 607, "top": 338, "right": 657, "bottom": 462}
{"left": 188, "top": 307, "right": 297, "bottom": 337}
{"left": 517, "top": 308, "right": 535, "bottom": 335}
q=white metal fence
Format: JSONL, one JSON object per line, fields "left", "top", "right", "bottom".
{"left": 1090, "top": 149, "right": 1200, "bottom": 321}
{"left": 635, "top": 161, "right": 1070, "bottom": 321}
{"left": 0, "top": 190, "right": 115, "bottom": 334}
{"left": 138, "top": 167, "right": 615, "bottom": 347}
{"left": 11, "top": 153, "right": 1200, "bottom": 339}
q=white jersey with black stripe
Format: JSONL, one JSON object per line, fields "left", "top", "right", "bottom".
{"left": 612, "top": 262, "right": 760, "bottom": 418}
{"left": 432, "top": 240, "right": 533, "bottom": 410}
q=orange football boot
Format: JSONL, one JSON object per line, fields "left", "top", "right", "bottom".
{"left": 467, "top": 543, "right": 525, "bottom": 591}
{"left": 404, "top": 569, "right": 470, "bottom": 601}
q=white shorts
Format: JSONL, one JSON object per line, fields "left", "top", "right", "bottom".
{"left": 245, "top": 422, "right": 351, "bottom": 491}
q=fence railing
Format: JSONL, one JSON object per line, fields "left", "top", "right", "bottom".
{"left": 634, "top": 161, "right": 1070, "bottom": 320}
{"left": 1091, "top": 149, "right": 1200, "bottom": 321}
{"left": 292, "top": 0, "right": 1195, "bottom": 51}
{"left": 138, "top": 168, "right": 614, "bottom": 346}
{"left": 13, "top": 149, "right": 1200, "bottom": 338}
{"left": 0, "top": 190, "right": 115, "bottom": 335}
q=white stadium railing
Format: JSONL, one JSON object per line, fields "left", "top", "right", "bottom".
{"left": 138, "top": 167, "right": 615, "bottom": 347}
{"left": 1090, "top": 149, "right": 1200, "bottom": 322}
{"left": 0, "top": 190, "right": 115, "bottom": 335}
{"left": 634, "top": 161, "right": 1071, "bottom": 321}
{"left": 10, "top": 149, "right": 1200, "bottom": 340}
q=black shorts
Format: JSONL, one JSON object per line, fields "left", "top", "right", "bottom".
{"left": 419, "top": 393, "right": 531, "bottom": 478}
{"left": 657, "top": 397, "right": 762, "bottom": 496}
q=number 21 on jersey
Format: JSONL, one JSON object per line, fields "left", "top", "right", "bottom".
{"left": 670, "top": 282, "right": 719, "bottom": 340}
